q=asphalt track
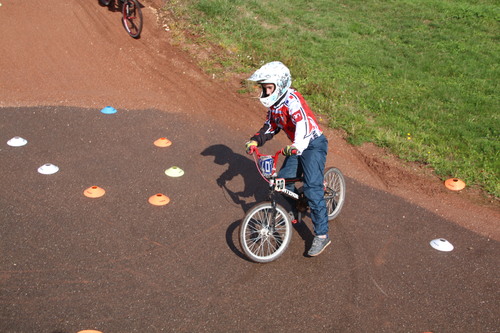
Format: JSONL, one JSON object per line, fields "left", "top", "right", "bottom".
{"left": 1, "top": 0, "right": 499, "bottom": 332}
{"left": 0, "top": 106, "right": 498, "bottom": 332}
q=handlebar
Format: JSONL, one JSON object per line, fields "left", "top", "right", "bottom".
{"left": 252, "top": 147, "right": 285, "bottom": 167}
{"left": 252, "top": 146, "right": 282, "bottom": 160}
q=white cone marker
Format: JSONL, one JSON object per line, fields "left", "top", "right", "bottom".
{"left": 430, "top": 238, "right": 454, "bottom": 252}
{"left": 38, "top": 163, "right": 59, "bottom": 175}
{"left": 7, "top": 136, "right": 28, "bottom": 147}
{"left": 165, "top": 166, "right": 184, "bottom": 177}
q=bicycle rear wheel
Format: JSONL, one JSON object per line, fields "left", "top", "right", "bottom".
{"left": 239, "top": 202, "right": 292, "bottom": 263}
{"left": 122, "top": 0, "right": 143, "bottom": 38}
{"left": 324, "top": 167, "right": 346, "bottom": 220}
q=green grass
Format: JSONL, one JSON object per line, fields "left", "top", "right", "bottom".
{"left": 164, "top": 0, "right": 500, "bottom": 197}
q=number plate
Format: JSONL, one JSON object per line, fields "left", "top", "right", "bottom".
{"left": 258, "top": 156, "right": 274, "bottom": 177}
{"left": 275, "top": 178, "right": 285, "bottom": 191}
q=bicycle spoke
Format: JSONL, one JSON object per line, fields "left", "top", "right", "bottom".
{"left": 247, "top": 209, "right": 283, "bottom": 256}
{"left": 323, "top": 168, "right": 346, "bottom": 220}
{"left": 240, "top": 202, "right": 292, "bottom": 262}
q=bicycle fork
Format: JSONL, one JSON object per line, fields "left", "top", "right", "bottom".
{"left": 267, "top": 192, "right": 279, "bottom": 232}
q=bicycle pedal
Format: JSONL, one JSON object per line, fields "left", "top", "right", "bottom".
{"left": 291, "top": 219, "right": 299, "bottom": 224}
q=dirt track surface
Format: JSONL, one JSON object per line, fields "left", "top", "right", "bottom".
{"left": 1, "top": 1, "right": 499, "bottom": 332}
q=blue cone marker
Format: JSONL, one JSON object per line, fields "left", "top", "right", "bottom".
{"left": 101, "top": 106, "right": 117, "bottom": 114}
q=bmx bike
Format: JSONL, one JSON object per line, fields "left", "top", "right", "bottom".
{"left": 99, "top": 0, "right": 143, "bottom": 39}
{"left": 239, "top": 147, "right": 346, "bottom": 263}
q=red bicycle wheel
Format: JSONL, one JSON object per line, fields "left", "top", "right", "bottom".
{"left": 122, "top": 0, "right": 143, "bottom": 38}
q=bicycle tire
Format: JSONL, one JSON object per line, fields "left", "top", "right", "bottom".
{"left": 122, "top": 0, "right": 143, "bottom": 38}
{"left": 239, "top": 202, "right": 292, "bottom": 263}
{"left": 323, "top": 167, "right": 346, "bottom": 220}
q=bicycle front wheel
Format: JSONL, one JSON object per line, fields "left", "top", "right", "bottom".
{"left": 239, "top": 202, "right": 292, "bottom": 263}
{"left": 122, "top": 0, "right": 143, "bottom": 38}
{"left": 324, "top": 167, "right": 346, "bottom": 220}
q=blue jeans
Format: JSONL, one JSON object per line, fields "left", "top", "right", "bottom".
{"left": 277, "top": 135, "right": 329, "bottom": 236}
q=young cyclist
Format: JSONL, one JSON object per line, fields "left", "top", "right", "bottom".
{"left": 245, "top": 61, "right": 330, "bottom": 257}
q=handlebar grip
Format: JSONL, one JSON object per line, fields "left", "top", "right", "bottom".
{"left": 281, "top": 147, "right": 298, "bottom": 156}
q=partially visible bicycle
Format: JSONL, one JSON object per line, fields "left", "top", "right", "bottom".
{"left": 239, "top": 147, "right": 346, "bottom": 263}
{"left": 99, "top": 0, "right": 143, "bottom": 39}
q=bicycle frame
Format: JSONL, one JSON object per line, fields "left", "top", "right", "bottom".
{"left": 240, "top": 147, "right": 346, "bottom": 262}
{"left": 240, "top": 147, "right": 315, "bottom": 262}
{"left": 252, "top": 148, "right": 302, "bottom": 202}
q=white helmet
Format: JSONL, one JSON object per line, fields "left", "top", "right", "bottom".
{"left": 248, "top": 61, "right": 292, "bottom": 107}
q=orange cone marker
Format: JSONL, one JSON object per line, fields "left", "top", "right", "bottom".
{"left": 149, "top": 193, "right": 170, "bottom": 206}
{"left": 84, "top": 186, "right": 106, "bottom": 198}
{"left": 78, "top": 331, "right": 103, "bottom": 333}
{"left": 154, "top": 137, "right": 172, "bottom": 147}
{"left": 444, "top": 178, "right": 465, "bottom": 191}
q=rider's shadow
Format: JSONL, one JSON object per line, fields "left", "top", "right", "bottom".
{"left": 201, "top": 144, "right": 268, "bottom": 212}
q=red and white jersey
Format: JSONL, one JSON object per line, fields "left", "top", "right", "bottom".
{"left": 250, "top": 89, "right": 323, "bottom": 154}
